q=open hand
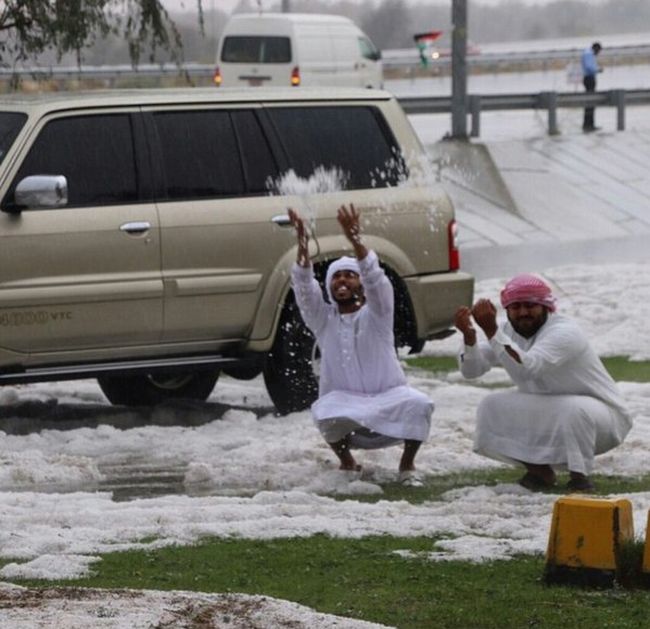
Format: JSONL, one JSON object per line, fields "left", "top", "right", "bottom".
{"left": 471, "top": 299, "right": 498, "bottom": 339}
{"left": 337, "top": 204, "right": 361, "bottom": 244}
{"left": 454, "top": 306, "right": 477, "bottom": 345}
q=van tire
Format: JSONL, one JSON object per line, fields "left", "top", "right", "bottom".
{"left": 263, "top": 298, "right": 319, "bottom": 415}
{"left": 98, "top": 371, "right": 219, "bottom": 406}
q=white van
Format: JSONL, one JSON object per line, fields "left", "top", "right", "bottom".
{"left": 214, "top": 13, "right": 383, "bottom": 89}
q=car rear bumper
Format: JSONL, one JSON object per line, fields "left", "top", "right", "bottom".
{"left": 404, "top": 270, "right": 474, "bottom": 341}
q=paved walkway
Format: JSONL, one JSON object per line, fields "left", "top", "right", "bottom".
{"left": 426, "top": 118, "right": 650, "bottom": 278}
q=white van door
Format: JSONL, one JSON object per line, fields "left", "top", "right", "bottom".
{"left": 356, "top": 35, "right": 383, "bottom": 88}
{"left": 330, "top": 28, "right": 362, "bottom": 87}
{"left": 295, "top": 25, "right": 336, "bottom": 86}
{"left": 218, "top": 34, "right": 293, "bottom": 87}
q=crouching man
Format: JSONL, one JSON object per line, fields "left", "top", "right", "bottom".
{"left": 289, "top": 204, "right": 433, "bottom": 486}
{"left": 454, "top": 273, "right": 631, "bottom": 492}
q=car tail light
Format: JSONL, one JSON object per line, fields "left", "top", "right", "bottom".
{"left": 448, "top": 219, "right": 460, "bottom": 270}
{"left": 291, "top": 66, "right": 300, "bottom": 86}
{"left": 213, "top": 67, "right": 222, "bottom": 87}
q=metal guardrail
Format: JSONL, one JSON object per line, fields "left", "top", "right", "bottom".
{"left": 0, "top": 62, "right": 213, "bottom": 84}
{"left": 382, "top": 44, "right": 650, "bottom": 70}
{"left": 1, "top": 62, "right": 649, "bottom": 138}
{"left": 398, "top": 88, "right": 650, "bottom": 136}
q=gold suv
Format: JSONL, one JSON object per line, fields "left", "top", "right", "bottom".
{"left": 0, "top": 88, "right": 473, "bottom": 414}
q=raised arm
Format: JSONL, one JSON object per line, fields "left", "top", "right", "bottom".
{"left": 288, "top": 207, "right": 310, "bottom": 268}
{"left": 288, "top": 208, "right": 328, "bottom": 335}
{"left": 336, "top": 203, "right": 393, "bottom": 326}
{"left": 454, "top": 305, "right": 497, "bottom": 378}
{"left": 454, "top": 306, "right": 477, "bottom": 347}
{"left": 337, "top": 204, "right": 368, "bottom": 261}
{"left": 472, "top": 299, "right": 522, "bottom": 363}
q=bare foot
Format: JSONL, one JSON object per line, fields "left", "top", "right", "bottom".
{"left": 338, "top": 458, "right": 361, "bottom": 471}
{"left": 399, "top": 439, "right": 421, "bottom": 472}
{"left": 329, "top": 437, "right": 359, "bottom": 471}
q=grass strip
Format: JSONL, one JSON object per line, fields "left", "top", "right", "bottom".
{"left": 405, "top": 355, "right": 650, "bottom": 382}
{"left": 9, "top": 536, "right": 650, "bottom": 628}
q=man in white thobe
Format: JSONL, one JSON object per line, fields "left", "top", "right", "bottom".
{"left": 454, "top": 273, "right": 631, "bottom": 492}
{"left": 289, "top": 204, "right": 433, "bottom": 484}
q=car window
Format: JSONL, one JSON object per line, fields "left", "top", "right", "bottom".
{"left": 0, "top": 112, "right": 27, "bottom": 166}
{"left": 231, "top": 110, "right": 279, "bottom": 194}
{"left": 221, "top": 36, "right": 292, "bottom": 63}
{"left": 358, "top": 37, "right": 380, "bottom": 61}
{"left": 153, "top": 110, "right": 245, "bottom": 200}
{"left": 5, "top": 114, "right": 138, "bottom": 209}
{"left": 267, "top": 106, "right": 404, "bottom": 189}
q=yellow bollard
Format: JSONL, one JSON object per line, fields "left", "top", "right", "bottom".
{"left": 545, "top": 495, "right": 634, "bottom": 586}
{"left": 642, "top": 512, "right": 650, "bottom": 574}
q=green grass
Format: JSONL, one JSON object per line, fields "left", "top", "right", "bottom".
{"left": 7, "top": 536, "right": 650, "bottom": 629}
{"left": 405, "top": 355, "right": 650, "bottom": 383}
{"left": 600, "top": 356, "right": 650, "bottom": 382}
{"left": 405, "top": 355, "right": 458, "bottom": 374}
{"left": 333, "top": 469, "right": 650, "bottom": 504}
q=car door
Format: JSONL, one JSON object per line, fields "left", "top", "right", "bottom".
{"left": 0, "top": 110, "right": 163, "bottom": 355}
{"left": 145, "top": 106, "right": 290, "bottom": 346}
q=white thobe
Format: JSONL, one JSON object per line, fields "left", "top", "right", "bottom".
{"left": 291, "top": 250, "right": 433, "bottom": 445}
{"left": 459, "top": 314, "right": 632, "bottom": 474}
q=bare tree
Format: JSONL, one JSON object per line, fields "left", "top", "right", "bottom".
{"left": 0, "top": 0, "right": 204, "bottom": 66}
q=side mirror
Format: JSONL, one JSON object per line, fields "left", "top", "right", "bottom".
{"left": 12, "top": 175, "right": 68, "bottom": 211}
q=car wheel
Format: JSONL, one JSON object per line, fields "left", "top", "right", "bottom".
{"left": 97, "top": 370, "right": 219, "bottom": 406}
{"left": 263, "top": 299, "right": 319, "bottom": 415}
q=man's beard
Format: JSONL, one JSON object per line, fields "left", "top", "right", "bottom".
{"left": 333, "top": 292, "right": 362, "bottom": 307}
{"left": 509, "top": 308, "right": 548, "bottom": 338}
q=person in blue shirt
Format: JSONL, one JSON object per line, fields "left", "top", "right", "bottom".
{"left": 581, "top": 42, "right": 602, "bottom": 132}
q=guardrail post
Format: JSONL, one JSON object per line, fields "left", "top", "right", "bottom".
{"left": 540, "top": 91, "right": 559, "bottom": 135}
{"left": 611, "top": 89, "right": 626, "bottom": 131}
{"left": 469, "top": 95, "right": 481, "bottom": 137}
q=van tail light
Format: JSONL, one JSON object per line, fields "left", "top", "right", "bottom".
{"left": 291, "top": 66, "right": 301, "bottom": 86}
{"left": 213, "top": 67, "right": 222, "bottom": 87}
{"left": 448, "top": 219, "right": 460, "bottom": 270}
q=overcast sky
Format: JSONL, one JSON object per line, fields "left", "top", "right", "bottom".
{"left": 165, "top": 0, "right": 579, "bottom": 16}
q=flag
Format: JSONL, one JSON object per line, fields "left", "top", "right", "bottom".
{"left": 413, "top": 31, "right": 443, "bottom": 43}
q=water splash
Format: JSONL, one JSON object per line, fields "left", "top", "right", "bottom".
{"left": 267, "top": 167, "right": 349, "bottom": 228}
{"left": 368, "top": 148, "right": 449, "bottom": 234}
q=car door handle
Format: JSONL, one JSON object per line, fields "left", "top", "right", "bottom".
{"left": 120, "top": 221, "right": 151, "bottom": 234}
{"left": 271, "top": 214, "right": 292, "bottom": 227}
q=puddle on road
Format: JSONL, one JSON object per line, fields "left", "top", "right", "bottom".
{"left": 98, "top": 462, "right": 189, "bottom": 502}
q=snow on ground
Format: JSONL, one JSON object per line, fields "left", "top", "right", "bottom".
{"left": 1, "top": 263, "right": 650, "bottom": 592}
{"left": 0, "top": 583, "right": 391, "bottom": 628}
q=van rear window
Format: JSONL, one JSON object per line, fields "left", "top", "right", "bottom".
{"left": 221, "top": 36, "right": 291, "bottom": 63}
{"left": 267, "top": 106, "right": 406, "bottom": 190}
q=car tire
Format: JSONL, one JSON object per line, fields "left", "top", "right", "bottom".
{"left": 222, "top": 363, "right": 262, "bottom": 380}
{"left": 97, "top": 370, "right": 219, "bottom": 406}
{"left": 263, "top": 298, "right": 319, "bottom": 415}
